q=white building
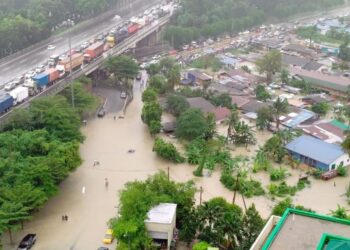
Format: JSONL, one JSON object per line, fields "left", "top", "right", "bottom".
{"left": 145, "top": 203, "right": 177, "bottom": 250}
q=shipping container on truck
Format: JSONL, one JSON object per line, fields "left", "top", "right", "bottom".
{"left": 10, "top": 86, "right": 29, "bottom": 105}
{"left": 0, "top": 93, "right": 14, "bottom": 113}
{"left": 127, "top": 23, "right": 140, "bottom": 35}
{"left": 47, "top": 68, "right": 60, "bottom": 84}
{"left": 117, "top": 28, "right": 129, "bottom": 43}
{"left": 58, "top": 53, "right": 84, "bottom": 73}
{"left": 32, "top": 72, "right": 49, "bottom": 88}
{"left": 84, "top": 42, "right": 104, "bottom": 63}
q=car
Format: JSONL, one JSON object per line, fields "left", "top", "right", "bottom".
{"left": 136, "top": 72, "right": 142, "bottom": 80}
{"left": 120, "top": 91, "right": 127, "bottom": 99}
{"left": 17, "top": 234, "right": 36, "bottom": 250}
{"left": 25, "top": 71, "right": 36, "bottom": 79}
{"left": 97, "top": 108, "right": 106, "bottom": 118}
{"left": 58, "top": 54, "right": 68, "bottom": 61}
{"left": 97, "top": 247, "right": 109, "bottom": 250}
{"left": 103, "top": 229, "right": 113, "bottom": 244}
{"left": 80, "top": 42, "right": 89, "bottom": 50}
{"left": 4, "top": 81, "right": 17, "bottom": 91}
{"left": 15, "top": 75, "right": 25, "bottom": 85}
{"left": 35, "top": 65, "right": 46, "bottom": 73}
{"left": 47, "top": 44, "right": 56, "bottom": 50}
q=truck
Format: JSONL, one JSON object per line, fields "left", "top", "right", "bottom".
{"left": 128, "top": 23, "right": 140, "bottom": 35}
{"left": 84, "top": 42, "right": 104, "bottom": 63}
{"left": 106, "top": 35, "right": 115, "bottom": 48}
{"left": 117, "top": 27, "right": 129, "bottom": 43}
{"left": 58, "top": 53, "right": 84, "bottom": 73}
{"left": 48, "top": 55, "right": 59, "bottom": 67}
{"left": 10, "top": 86, "right": 29, "bottom": 105}
{"left": 0, "top": 93, "right": 14, "bottom": 113}
{"left": 25, "top": 69, "right": 61, "bottom": 96}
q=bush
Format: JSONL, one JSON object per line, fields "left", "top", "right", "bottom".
{"left": 312, "top": 168, "right": 324, "bottom": 179}
{"left": 142, "top": 88, "right": 158, "bottom": 103}
{"left": 337, "top": 164, "right": 347, "bottom": 177}
{"left": 268, "top": 182, "right": 297, "bottom": 197}
{"left": 149, "top": 120, "right": 161, "bottom": 135}
{"left": 239, "top": 178, "right": 265, "bottom": 198}
{"left": 296, "top": 179, "right": 310, "bottom": 190}
{"left": 272, "top": 198, "right": 293, "bottom": 216}
{"left": 269, "top": 167, "right": 287, "bottom": 181}
{"left": 193, "top": 165, "right": 204, "bottom": 177}
{"left": 152, "top": 138, "right": 185, "bottom": 163}
{"left": 193, "top": 241, "right": 212, "bottom": 250}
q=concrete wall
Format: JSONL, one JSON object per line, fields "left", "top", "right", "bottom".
{"left": 250, "top": 215, "right": 281, "bottom": 250}
{"left": 329, "top": 153, "right": 350, "bottom": 170}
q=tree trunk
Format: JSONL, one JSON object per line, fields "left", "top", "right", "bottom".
{"left": 8, "top": 229, "right": 13, "bottom": 245}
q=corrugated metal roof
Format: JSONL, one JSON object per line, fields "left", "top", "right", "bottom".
{"left": 330, "top": 119, "right": 350, "bottom": 131}
{"left": 285, "top": 135, "right": 345, "bottom": 164}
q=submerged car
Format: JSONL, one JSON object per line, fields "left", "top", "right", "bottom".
{"left": 18, "top": 234, "right": 36, "bottom": 250}
{"left": 97, "top": 108, "right": 106, "bottom": 118}
{"left": 103, "top": 229, "right": 113, "bottom": 244}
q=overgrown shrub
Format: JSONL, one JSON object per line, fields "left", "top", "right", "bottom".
{"left": 152, "top": 138, "right": 185, "bottom": 163}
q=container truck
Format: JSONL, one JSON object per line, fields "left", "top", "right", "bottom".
{"left": 48, "top": 55, "right": 59, "bottom": 67}
{"left": 117, "top": 28, "right": 129, "bottom": 43}
{"left": 58, "top": 53, "right": 84, "bottom": 74}
{"left": 0, "top": 93, "right": 14, "bottom": 113}
{"left": 83, "top": 42, "right": 104, "bottom": 63}
{"left": 25, "top": 69, "right": 60, "bottom": 95}
{"left": 10, "top": 86, "right": 29, "bottom": 105}
{"left": 128, "top": 24, "right": 140, "bottom": 35}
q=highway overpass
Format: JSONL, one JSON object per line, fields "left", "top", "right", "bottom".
{"left": 0, "top": 14, "right": 172, "bottom": 124}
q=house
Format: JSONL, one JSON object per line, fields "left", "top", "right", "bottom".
{"left": 208, "top": 83, "right": 248, "bottom": 96}
{"left": 186, "top": 97, "right": 215, "bottom": 113}
{"left": 221, "top": 69, "right": 260, "bottom": 86}
{"left": 231, "top": 95, "right": 251, "bottom": 108}
{"left": 298, "top": 119, "right": 349, "bottom": 144}
{"left": 187, "top": 70, "right": 212, "bottom": 86}
{"left": 281, "top": 108, "right": 317, "bottom": 128}
{"left": 250, "top": 208, "right": 350, "bottom": 250}
{"left": 282, "top": 54, "right": 309, "bottom": 67}
{"left": 301, "top": 94, "right": 332, "bottom": 105}
{"left": 283, "top": 44, "right": 316, "bottom": 57}
{"left": 217, "top": 54, "right": 240, "bottom": 68}
{"left": 285, "top": 135, "right": 350, "bottom": 171}
{"left": 290, "top": 67, "right": 350, "bottom": 96}
{"left": 213, "top": 107, "right": 231, "bottom": 124}
{"left": 145, "top": 203, "right": 177, "bottom": 250}
{"left": 241, "top": 100, "right": 271, "bottom": 114}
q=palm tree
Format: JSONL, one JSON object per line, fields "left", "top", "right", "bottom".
{"left": 230, "top": 121, "right": 256, "bottom": 147}
{"left": 225, "top": 108, "right": 239, "bottom": 140}
{"left": 329, "top": 205, "right": 349, "bottom": 219}
{"left": 273, "top": 97, "right": 288, "bottom": 130}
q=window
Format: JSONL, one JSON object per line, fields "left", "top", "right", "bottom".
{"left": 331, "top": 164, "right": 336, "bottom": 170}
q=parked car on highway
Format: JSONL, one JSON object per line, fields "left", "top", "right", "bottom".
{"left": 4, "top": 81, "right": 17, "bottom": 91}
{"left": 97, "top": 108, "right": 106, "bottom": 118}
{"left": 103, "top": 229, "right": 113, "bottom": 244}
{"left": 14, "top": 75, "right": 25, "bottom": 85}
{"left": 47, "top": 44, "right": 56, "bottom": 50}
{"left": 17, "top": 234, "right": 36, "bottom": 250}
{"left": 120, "top": 91, "right": 127, "bottom": 99}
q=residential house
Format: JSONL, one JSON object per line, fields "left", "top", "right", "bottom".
{"left": 283, "top": 44, "right": 316, "bottom": 57}
{"left": 213, "top": 106, "right": 231, "bottom": 124}
{"left": 186, "top": 97, "right": 216, "bottom": 113}
{"left": 216, "top": 54, "right": 240, "bottom": 68}
{"left": 282, "top": 54, "right": 322, "bottom": 71}
{"left": 298, "top": 119, "right": 349, "bottom": 144}
{"left": 186, "top": 70, "right": 213, "bottom": 86}
{"left": 231, "top": 95, "right": 251, "bottom": 108}
{"left": 285, "top": 135, "right": 350, "bottom": 171}
{"left": 208, "top": 83, "right": 248, "bottom": 96}
{"left": 281, "top": 108, "right": 317, "bottom": 128}
{"left": 301, "top": 94, "right": 332, "bottom": 105}
{"left": 223, "top": 69, "right": 260, "bottom": 86}
{"left": 290, "top": 67, "right": 350, "bottom": 96}
{"left": 145, "top": 203, "right": 177, "bottom": 250}
{"left": 250, "top": 208, "right": 350, "bottom": 250}
{"left": 240, "top": 100, "right": 271, "bottom": 114}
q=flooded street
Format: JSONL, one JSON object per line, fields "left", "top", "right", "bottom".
{"left": 3, "top": 72, "right": 350, "bottom": 249}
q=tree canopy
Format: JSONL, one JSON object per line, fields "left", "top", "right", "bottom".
{"left": 256, "top": 50, "right": 282, "bottom": 81}
{"left": 175, "top": 108, "right": 209, "bottom": 140}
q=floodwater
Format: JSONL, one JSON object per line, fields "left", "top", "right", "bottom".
{"left": 3, "top": 72, "right": 350, "bottom": 249}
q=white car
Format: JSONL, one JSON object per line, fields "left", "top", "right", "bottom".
{"left": 35, "top": 65, "right": 46, "bottom": 73}
{"left": 4, "top": 81, "right": 16, "bottom": 91}
{"left": 25, "top": 71, "right": 36, "bottom": 79}
{"left": 47, "top": 44, "right": 56, "bottom": 50}
{"left": 120, "top": 92, "right": 127, "bottom": 99}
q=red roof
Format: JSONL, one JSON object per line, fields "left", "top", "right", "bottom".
{"left": 213, "top": 107, "right": 231, "bottom": 121}
{"left": 231, "top": 95, "right": 250, "bottom": 108}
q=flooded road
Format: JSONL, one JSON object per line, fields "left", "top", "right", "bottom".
{"left": 3, "top": 72, "right": 350, "bottom": 249}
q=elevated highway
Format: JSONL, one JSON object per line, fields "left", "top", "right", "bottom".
{"left": 0, "top": 14, "right": 171, "bottom": 124}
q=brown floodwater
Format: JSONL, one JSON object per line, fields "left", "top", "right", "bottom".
{"left": 2, "top": 73, "right": 350, "bottom": 249}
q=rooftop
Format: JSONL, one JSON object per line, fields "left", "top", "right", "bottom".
{"left": 145, "top": 203, "right": 177, "bottom": 224}
{"left": 187, "top": 97, "right": 216, "bottom": 113}
{"left": 263, "top": 209, "right": 350, "bottom": 250}
{"left": 213, "top": 107, "right": 231, "bottom": 121}
{"left": 281, "top": 109, "right": 316, "bottom": 128}
{"left": 231, "top": 95, "right": 251, "bottom": 108}
{"left": 285, "top": 135, "right": 345, "bottom": 165}
{"left": 188, "top": 70, "right": 212, "bottom": 81}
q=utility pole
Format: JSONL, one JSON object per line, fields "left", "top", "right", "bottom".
{"left": 68, "top": 34, "right": 75, "bottom": 108}
{"left": 199, "top": 186, "right": 203, "bottom": 205}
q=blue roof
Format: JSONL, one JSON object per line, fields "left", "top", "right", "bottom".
{"left": 282, "top": 109, "right": 315, "bottom": 128}
{"left": 285, "top": 135, "right": 345, "bottom": 165}
{"left": 217, "top": 55, "right": 239, "bottom": 66}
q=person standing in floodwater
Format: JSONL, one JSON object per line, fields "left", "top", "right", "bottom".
{"left": 105, "top": 178, "right": 109, "bottom": 188}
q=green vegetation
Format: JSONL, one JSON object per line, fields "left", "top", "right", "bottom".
{"left": 141, "top": 88, "right": 157, "bottom": 103}
{"left": 141, "top": 98, "right": 162, "bottom": 135}
{"left": 190, "top": 56, "right": 222, "bottom": 72}
{"left": 337, "top": 164, "right": 347, "bottom": 176}
{"left": 339, "top": 42, "right": 350, "bottom": 61}
{"left": 329, "top": 204, "right": 350, "bottom": 219}
{"left": 311, "top": 102, "right": 330, "bottom": 116}
{"left": 271, "top": 198, "right": 314, "bottom": 216}
{"left": 256, "top": 50, "right": 282, "bottom": 81}
{"left": 255, "top": 84, "right": 271, "bottom": 102}
{"left": 152, "top": 138, "right": 185, "bottom": 163}
{"left": 228, "top": 121, "right": 256, "bottom": 147}
{"left": 193, "top": 241, "right": 212, "bottom": 250}
{"left": 175, "top": 108, "right": 211, "bottom": 140}
{"left": 296, "top": 26, "right": 346, "bottom": 45}
{"left": 273, "top": 97, "right": 289, "bottom": 130}
{"left": 0, "top": 87, "right": 97, "bottom": 244}
{"left": 0, "top": 0, "right": 121, "bottom": 58}
{"left": 149, "top": 75, "right": 168, "bottom": 94}
{"left": 166, "top": 94, "right": 190, "bottom": 117}
{"left": 164, "top": 0, "right": 343, "bottom": 48}
{"left": 253, "top": 149, "right": 271, "bottom": 172}
{"left": 209, "top": 93, "right": 233, "bottom": 109}
{"left": 269, "top": 167, "right": 288, "bottom": 181}
{"left": 256, "top": 107, "right": 273, "bottom": 130}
